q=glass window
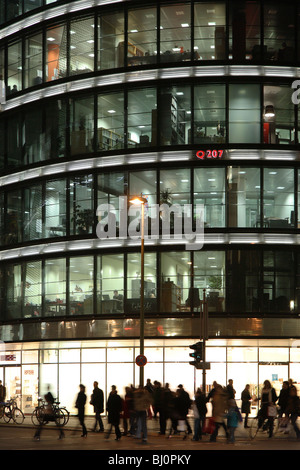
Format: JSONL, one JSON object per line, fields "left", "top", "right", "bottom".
{"left": 227, "top": 167, "right": 260, "bottom": 228}
{"left": 45, "top": 99, "right": 67, "bottom": 159}
{"left": 6, "top": 0, "right": 22, "bottom": 23}
{"left": 24, "top": 261, "right": 42, "bottom": 318}
{"left": 97, "top": 92, "right": 124, "bottom": 151}
{"left": 70, "top": 174, "right": 94, "bottom": 235}
{"left": 194, "top": 2, "right": 226, "bottom": 60}
{"left": 46, "top": 25, "right": 67, "bottom": 81}
{"left": 69, "top": 256, "right": 94, "bottom": 315}
{"left": 24, "top": 184, "right": 43, "bottom": 241}
{"left": 264, "top": 2, "right": 295, "bottom": 62}
{"left": 160, "top": 168, "right": 191, "bottom": 210}
{"left": 194, "top": 251, "right": 225, "bottom": 313}
{"left": 194, "top": 167, "right": 225, "bottom": 227}
{"left": 229, "top": 1, "right": 261, "bottom": 60}
{"left": 226, "top": 250, "right": 260, "bottom": 313}
{"left": 97, "top": 254, "right": 124, "bottom": 314}
{"left": 263, "top": 168, "right": 294, "bottom": 228}
{"left": 97, "top": 171, "right": 126, "bottom": 234}
{"left": 45, "top": 258, "right": 66, "bottom": 317}
{"left": 70, "top": 16, "right": 95, "bottom": 75}
{"left": 6, "top": 263, "right": 22, "bottom": 319}
{"left": 194, "top": 84, "right": 226, "bottom": 143}
{"left": 0, "top": 118, "right": 4, "bottom": 169}
{"left": 24, "top": 0, "right": 43, "bottom": 13}
{"left": 160, "top": 3, "right": 191, "bottom": 62}
{"left": 127, "top": 7, "right": 157, "bottom": 66}
{"left": 263, "top": 251, "right": 295, "bottom": 313}
{"left": 263, "top": 86, "right": 295, "bottom": 145}
{"left": 98, "top": 11, "right": 124, "bottom": 70}
{"left": 23, "top": 105, "right": 44, "bottom": 164}
{"left": 160, "top": 252, "right": 191, "bottom": 312}
{"left": 45, "top": 179, "right": 67, "bottom": 238}
{"left": 229, "top": 84, "right": 261, "bottom": 143}
{"left": 7, "top": 40, "right": 22, "bottom": 94}
{"left": 70, "top": 95, "right": 94, "bottom": 156}
{"left": 5, "top": 189, "right": 22, "bottom": 244}
{"left": 128, "top": 87, "right": 157, "bottom": 148}
{"left": 160, "top": 86, "right": 191, "bottom": 145}
{"left": 7, "top": 112, "right": 22, "bottom": 168}
{"left": 25, "top": 33, "right": 43, "bottom": 88}
{"left": 0, "top": 191, "right": 3, "bottom": 246}
{"left": 127, "top": 252, "right": 157, "bottom": 313}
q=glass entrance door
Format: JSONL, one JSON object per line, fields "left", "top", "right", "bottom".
{"left": 258, "top": 363, "right": 289, "bottom": 397}
{"left": 4, "top": 366, "right": 21, "bottom": 406}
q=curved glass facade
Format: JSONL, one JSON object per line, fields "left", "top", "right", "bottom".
{"left": 1, "top": 0, "right": 300, "bottom": 406}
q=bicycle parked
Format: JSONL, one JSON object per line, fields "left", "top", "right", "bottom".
{"left": 0, "top": 398, "right": 24, "bottom": 424}
{"left": 31, "top": 398, "right": 69, "bottom": 427}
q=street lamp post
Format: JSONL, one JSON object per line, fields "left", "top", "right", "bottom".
{"left": 129, "top": 195, "right": 147, "bottom": 387}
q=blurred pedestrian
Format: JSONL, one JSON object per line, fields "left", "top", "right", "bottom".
{"left": 226, "top": 398, "right": 242, "bottom": 444}
{"left": 286, "top": 386, "right": 300, "bottom": 439}
{"left": 278, "top": 381, "right": 289, "bottom": 418}
{"left": 133, "top": 385, "right": 153, "bottom": 443}
{"left": 75, "top": 384, "right": 87, "bottom": 437}
{"left": 176, "top": 384, "right": 192, "bottom": 434}
{"left": 226, "top": 379, "right": 236, "bottom": 400}
{"left": 33, "top": 393, "right": 64, "bottom": 441}
{"left": 90, "top": 381, "right": 104, "bottom": 432}
{"left": 258, "top": 380, "right": 278, "bottom": 438}
{"left": 241, "top": 384, "right": 251, "bottom": 428}
{"left": 192, "top": 388, "right": 207, "bottom": 441}
{"left": 209, "top": 384, "right": 228, "bottom": 442}
{"left": 106, "top": 385, "right": 122, "bottom": 441}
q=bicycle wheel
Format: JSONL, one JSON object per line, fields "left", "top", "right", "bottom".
{"left": 3, "top": 406, "right": 12, "bottom": 423}
{"left": 54, "top": 409, "right": 65, "bottom": 427}
{"left": 59, "top": 408, "right": 69, "bottom": 425}
{"left": 249, "top": 417, "right": 259, "bottom": 439}
{"left": 13, "top": 407, "right": 24, "bottom": 424}
{"left": 31, "top": 408, "right": 43, "bottom": 426}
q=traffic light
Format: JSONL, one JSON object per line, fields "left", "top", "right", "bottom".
{"left": 189, "top": 341, "right": 203, "bottom": 367}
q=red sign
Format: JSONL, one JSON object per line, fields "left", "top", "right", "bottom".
{"left": 196, "top": 149, "right": 224, "bottom": 160}
{"left": 135, "top": 355, "right": 147, "bottom": 367}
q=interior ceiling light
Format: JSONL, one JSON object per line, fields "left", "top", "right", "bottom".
{"left": 265, "top": 105, "right": 275, "bottom": 117}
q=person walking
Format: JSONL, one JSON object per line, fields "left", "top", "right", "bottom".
{"left": 176, "top": 384, "right": 192, "bottom": 434}
{"left": 192, "top": 387, "right": 207, "bottom": 441}
{"left": 75, "top": 384, "right": 87, "bottom": 437}
{"left": 90, "top": 381, "right": 104, "bottom": 432}
{"left": 258, "top": 380, "right": 278, "bottom": 438}
{"left": 286, "top": 386, "right": 300, "bottom": 439}
{"left": 278, "top": 381, "right": 290, "bottom": 418}
{"left": 209, "top": 384, "right": 229, "bottom": 442}
{"left": 226, "top": 398, "right": 242, "bottom": 444}
{"left": 33, "top": 393, "right": 65, "bottom": 441}
{"left": 241, "top": 384, "right": 251, "bottom": 428}
{"left": 106, "top": 385, "right": 123, "bottom": 441}
{"left": 133, "top": 385, "right": 153, "bottom": 444}
{"left": 226, "top": 379, "right": 236, "bottom": 400}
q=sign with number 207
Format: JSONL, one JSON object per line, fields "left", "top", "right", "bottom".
{"left": 196, "top": 149, "right": 224, "bottom": 160}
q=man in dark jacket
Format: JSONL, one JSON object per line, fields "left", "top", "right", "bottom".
{"left": 90, "top": 381, "right": 104, "bottom": 432}
{"left": 176, "top": 384, "right": 192, "bottom": 433}
{"left": 106, "top": 385, "right": 123, "bottom": 440}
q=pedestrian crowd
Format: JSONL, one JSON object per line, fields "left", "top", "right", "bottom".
{"left": 32, "top": 377, "right": 300, "bottom": 444}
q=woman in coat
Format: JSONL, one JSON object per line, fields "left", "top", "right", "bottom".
{"left": 75, "top": 384, "right": 87, "bottom": 437}
{"left": 258, "top": 380, "right": 278, "bottom": 438}
{"left": 106, "top": 385, "right": 123, "bottom": 440}
{"left": 241, "top": 384, "right": 251, "bottom": 428}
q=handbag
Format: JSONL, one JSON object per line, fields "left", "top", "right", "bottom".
{"left": 203, "top": 417, "right": 215, "bottom": 434}
{"left": 267, "top": 405, "right": 277, "bottom": 417}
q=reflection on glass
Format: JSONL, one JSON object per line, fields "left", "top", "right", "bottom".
{"left": 24, "top": 261, "right": 42, "bottom": 317}
{"left": 70, "top": 175, "right": 94, "bottom": 235}
{"left": 98, "top": 171, "right": 125, "bottom": 232}
{"left": 263, "top": 251, "right": 294, "bottom": 313}
{"left": 127, "top": 7, "right": 157, "bottom": 66}
{"left": 264, "top": 2, "right": 295, "bottom": 62}
{"left": 160, "top": 3, "right": 191, "bottom": 62}
{"left": 45, "top": 179, "right": 67, "bottom": 238}
{"left": 24, "top": 185, "right": 43, "bottom": 241}
{"left": 160, "top": 252, "right": 190, "bottom": 312}
{"left": 7, "top": 40, "right": 22, "bottom": 94}
{"left": 227, "top": 167, "right": 260, "bottom": 228}
{"left": 69, "top": 256, "right": 94, "bottom": 315}
{"left": 229, "top": 84, "right": 260, "bottom": 143}
{"left": 24, "top": 106, "right": 44, "bottom": 164}
{"left": 25, "top": 33, "right": 43, "bottom": 88}
{"left": 229, "top": 1, "right": 260, "bottom": 60}
{"left": 45, "top": 258, "right": 66, "bottom": 316}
{"left": 194, "top": 167, "right": 225, "bottom": 227}
{"left": 263, "top": 168, "right": 294, "bottom": 228}
{"left": 160, "top": 86, "right": 191, "bottom": 145}
{"left": 194, "top": 2, "right": 226, "bottom": 60}
{"left": 97, "top": 92, "right": 124, "bottom": 151}
{"left": 70, "top": 96, "right": 94, "bottom": 156}
{"left": 194, "top": 84, "right": 226, "bottom": 143}
{"left": 263, "top": 86, "right": 295, "bottom": 145}
{"left": 45, "top": 99, "right": 66, "bottom": 159}
{"left": 46, "top": 25, "right": 67, "bottom": 81}
{"left": 128, "top": 88, "right": 157, "bottom": 147}
{"left": 98, "top": 11, "right": 124, "bottom": 70}
{"left": 5, "top": 189, "right": 22, "bottom": 244}
{"left": 97, "top": 254, "right": 124, "bottom": 314}
{"left": 7, "top": 263, "right": 22, "bottom": 319}
{"left": 70, "top": 17, "right": 95, "bottom": 75}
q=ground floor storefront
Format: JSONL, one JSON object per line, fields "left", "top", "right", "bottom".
{"left": 1, "top": 337, "right": 300, "bottom": 418}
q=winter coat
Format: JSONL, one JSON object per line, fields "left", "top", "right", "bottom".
{"left": 107, "top": 392, "right": 122, "bottom": 425}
